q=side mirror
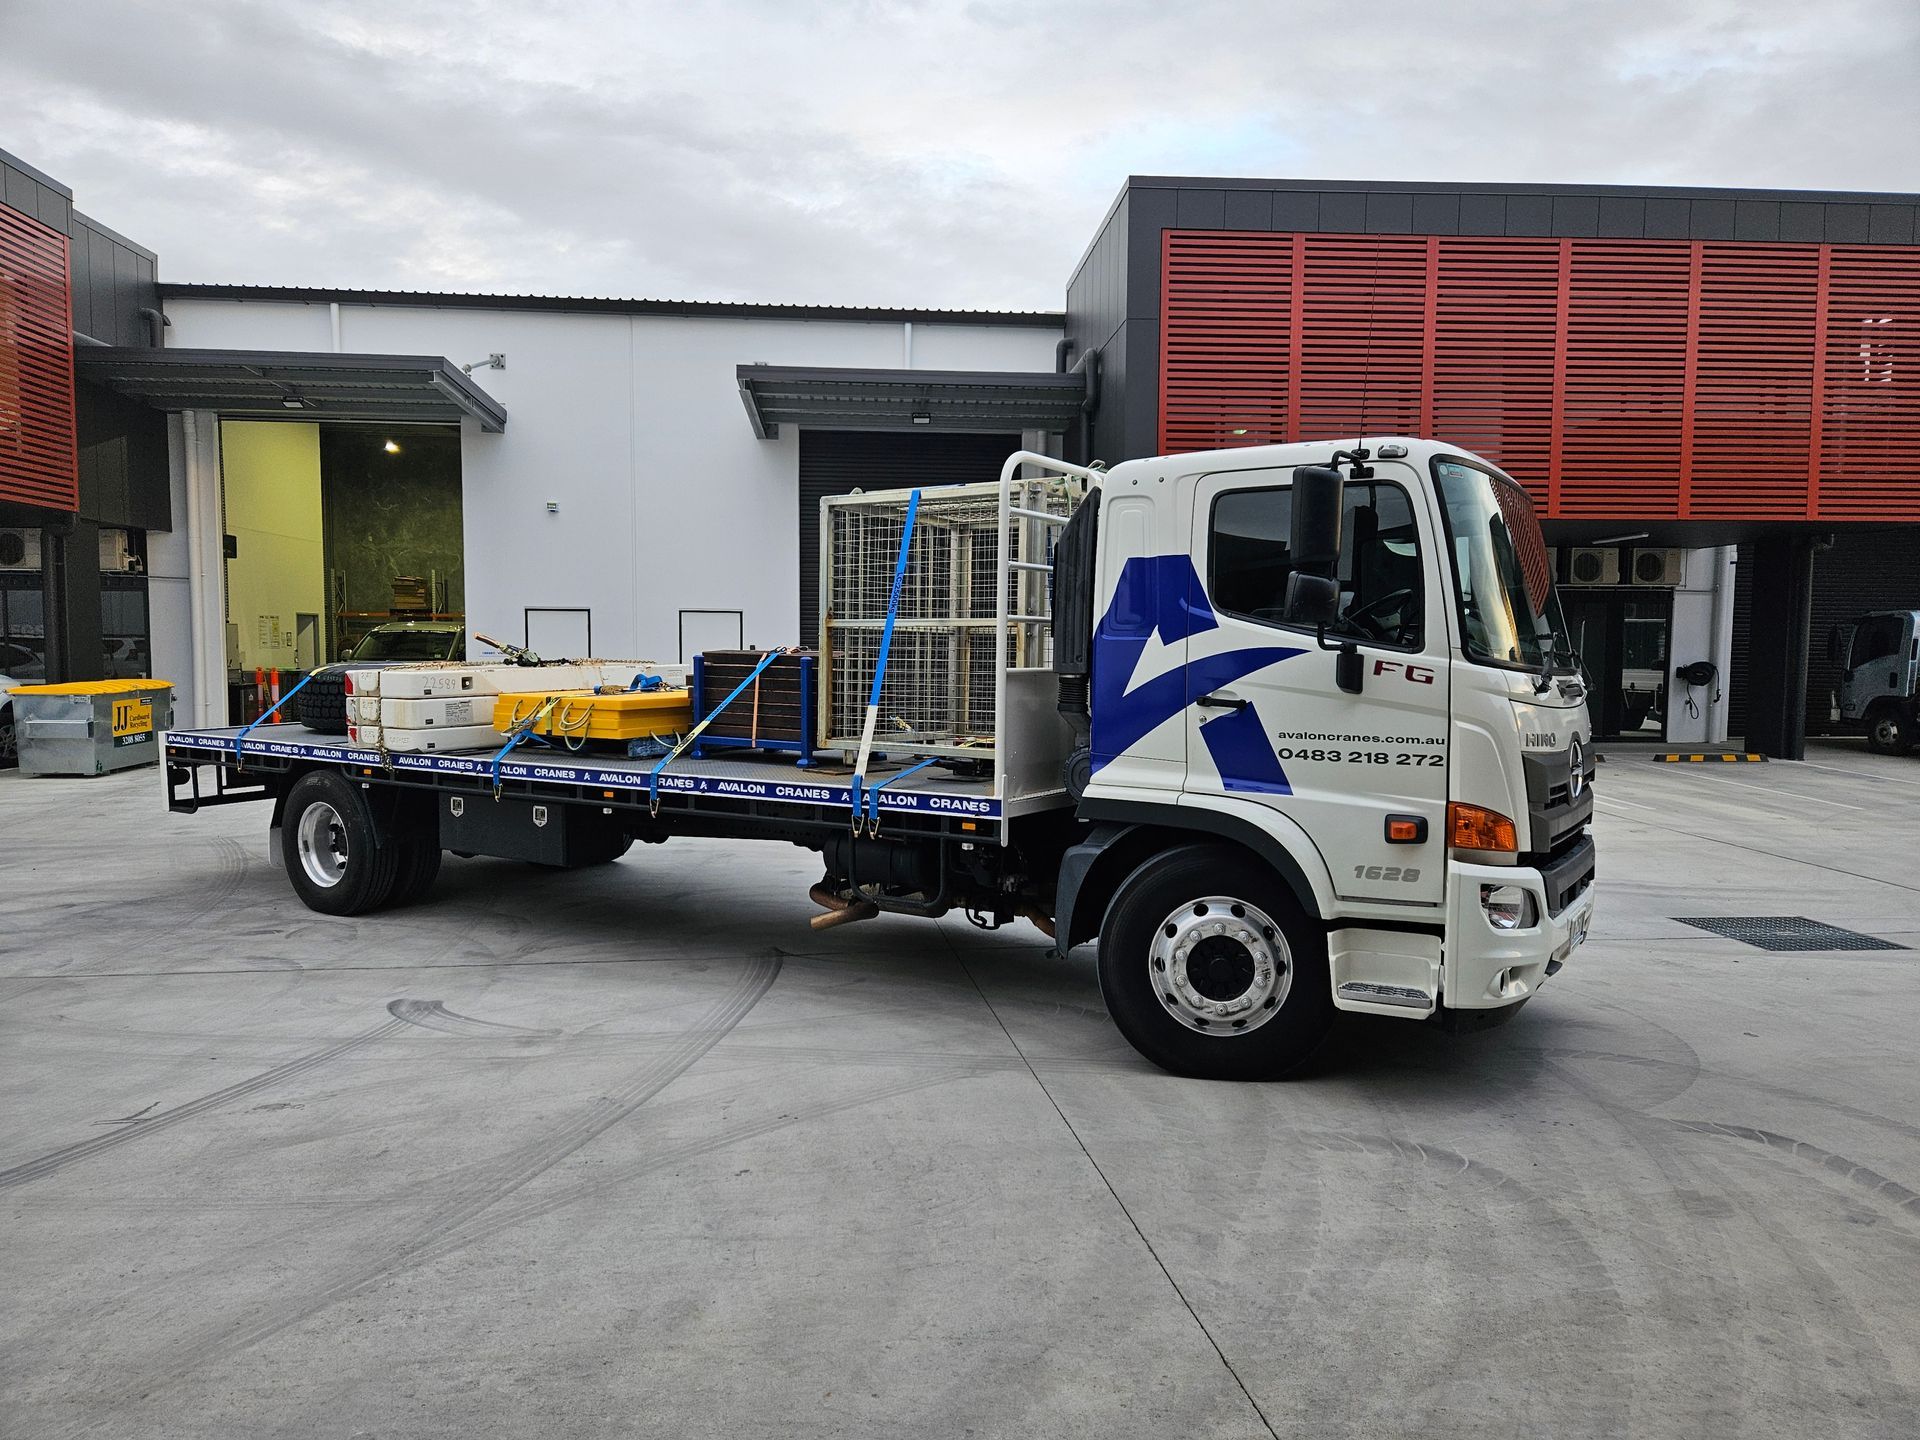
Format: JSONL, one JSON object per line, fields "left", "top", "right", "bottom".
{"left": 1282, "top": 572, "right": 1341, "bottom": 628}
{"left": 1290, "top": 465, "right": 1344, "bottom": 578}
{"left": 338, "top": 644, "right": 356, "bottom": 662}
{"left": 1826, "top": 626, "right": 1847, "bottom": 667}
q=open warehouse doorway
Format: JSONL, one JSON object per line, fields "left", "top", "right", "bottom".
{"left": 218, "top": 420, "right": 464, "bottom": 720}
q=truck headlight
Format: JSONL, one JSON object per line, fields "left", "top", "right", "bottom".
{"left": 1479, "top": 884, "right": 1536, "bottom": 931}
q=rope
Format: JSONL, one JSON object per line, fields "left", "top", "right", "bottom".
{"left": 234, "top": 670, "right": 318, "bottom": 769}
{"left": 648, "top": 648, "right": 788, "bottom": 816}
{"left": 849, "top": 488, "right": 921, "bottom": 827}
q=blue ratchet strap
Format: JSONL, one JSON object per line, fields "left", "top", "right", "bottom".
{"left": 647, "top": 648, "right": 786, "bottom": 815}
{"left": 849, "top": 487, "right": 922, "bottom": 826}
{"left": 233, "top": 670, "right": 318, "bottom": 768}
{"left": 862, "top": 755, "right": 941, "bottom": 836}
{"left": 489, "top": 695, "right": 563, "bottom": 797}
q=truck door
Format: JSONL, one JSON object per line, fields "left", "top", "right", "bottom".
{"left": 1841, "top": 613, "right": 1908, "bottom": 717}
{"left": 1184, "top": 464, "right": 1450, "bottom": 907}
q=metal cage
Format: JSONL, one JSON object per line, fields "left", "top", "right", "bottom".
{"left": 819, "top": 471, "right": 1084, "bottom": 759}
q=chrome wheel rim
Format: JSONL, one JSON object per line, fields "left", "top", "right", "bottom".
{"left": 1874, "top": 717, "right": 1900, "bottom": 748}
{"left": 296, "top": 800, "right": 350, "bottom": 888}
{"left": 1149, "top": 895, "right": 1291, "bottom": 1035}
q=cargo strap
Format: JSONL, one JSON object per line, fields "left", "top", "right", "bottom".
{"left": 859, "top": 755, "right": 940, "bottom": 837}
{"left": 647, "top": 648, "right": 788, "bottom": 817}
{"left": 233, "top": 671, "right": 318, "bottom": 769}
{"left": 489, "top": 695, "right": 564, "bottom": 798}
{"left": 849, "top": 487, "right": 921, "bottom": 827}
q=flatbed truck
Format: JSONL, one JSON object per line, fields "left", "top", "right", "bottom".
{"left": 163, "top": 438, "right": 1597, "bottom": 1080}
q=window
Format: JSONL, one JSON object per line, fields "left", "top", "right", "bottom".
{"left": 1851, "top": 615, "right": 1905, "bottom": 669}
{"left": 1434, "top": 458, "right": 1574, "bottom": 674}
{"left": 1208, "top": 481, "right": 1424, "bottom": 648}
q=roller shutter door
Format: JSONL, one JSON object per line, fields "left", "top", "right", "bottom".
{"left": 797, "top": 430, "right": 1018, "bottom": 647}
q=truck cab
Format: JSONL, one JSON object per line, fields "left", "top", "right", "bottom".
{"left": 1051, "top": 437, "right": 1595, "bottom": 1077}
{"left": 1831, "top": 610, "right": 1920, "bottom": 754}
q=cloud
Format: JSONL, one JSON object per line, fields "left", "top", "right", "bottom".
{"left": 2, "top": 0, "right": 1915, "bottom": 308}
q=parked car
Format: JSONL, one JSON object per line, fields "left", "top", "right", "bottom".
{"left": 0, "top": 641, "right": 47, "bottom": 768}
{"left": 296, "top": 621, "right": 465, "bottom": 734}
{"left": 0, "top": 671, "right": 16, "bottom": 768}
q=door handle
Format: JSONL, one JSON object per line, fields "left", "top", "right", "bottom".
{"left": 1195, "top": 693, "right": 1249, "bottom": 711}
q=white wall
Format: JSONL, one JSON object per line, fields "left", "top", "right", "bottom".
{"left": 1666, "top": 546, "right": 1736, "bottom": 746}
{"left": 163, "top": 299, "right": 1062, "bottom": 663}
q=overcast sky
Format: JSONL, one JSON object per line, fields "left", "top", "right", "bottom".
{"left": 4, "top": 0, "right": 1917, "bottom": 310}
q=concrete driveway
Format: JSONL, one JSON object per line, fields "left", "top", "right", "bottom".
{"left": 4, "top": 741, "right": 1918, "bottom": 1438}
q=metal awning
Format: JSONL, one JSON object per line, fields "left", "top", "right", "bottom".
{"left": 736, "top": 364, "right": 1086, "bottom": 438}
{"left": 74, "top": 348, "right": 508, "bottom": 432}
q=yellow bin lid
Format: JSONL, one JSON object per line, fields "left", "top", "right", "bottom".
{"left": 11, "top": 679, "right": 173, "bottom": 695}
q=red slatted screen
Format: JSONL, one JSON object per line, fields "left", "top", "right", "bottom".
{"left": 0, "top": 205, "right": 77, "bottom": 511}
{"left": 1819, "top": 246, "right": 1920, "bottom": 520}
{"left": 1160, "top": 230, "right": 1920, "bottom": 522}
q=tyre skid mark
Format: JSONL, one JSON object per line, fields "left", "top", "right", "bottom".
{"left": 1669, "top": 1119, "right": 1920, "bottom": 1217}
{"left": 385, "top": 998, "right": 558, "bottom": 1037}
{"left": 60, "top": 954, "right": 784, "bottom": 1435}
{"left": 0, "top": 1016, "right": 411, "bottom": 1191}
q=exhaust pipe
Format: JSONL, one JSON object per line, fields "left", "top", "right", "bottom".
{"left": 811, "top": 899, "right": 878, "bottom": 931}
{"left": 808, "top": 880, "right": 878, "bottom": 930}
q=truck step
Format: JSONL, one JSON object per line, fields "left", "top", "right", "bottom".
{"left": 1335, "top": 982, "right": 1435, "bottom": 1011}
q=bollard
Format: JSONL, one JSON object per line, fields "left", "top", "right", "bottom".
{"left": 254, "top": 667, "right": 265, "bottom": 722}
{"left": 270, "top": 668, "right": 282, "bottom": 723}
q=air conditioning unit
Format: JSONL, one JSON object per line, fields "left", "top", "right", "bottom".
{"left": 1565, "top": 547, "right": 1619, "bottom": 586}
{"left": 0, "top": 528, "right": 42, "bottom": 571}
{"left": 98, "top": 528, "right": 135, "bottom": 573}
{"left": 1630, "top": 548, "right": 1685, "bottom": 587}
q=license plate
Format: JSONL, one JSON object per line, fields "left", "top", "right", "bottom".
{"left": 111, "top": 698, "right": 153, "bottom": 747}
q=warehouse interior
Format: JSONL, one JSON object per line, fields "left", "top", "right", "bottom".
{"left": 218, "top": 419, "right": 464, "bottom": 717}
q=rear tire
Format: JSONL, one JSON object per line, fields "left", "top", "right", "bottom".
{"left": 1866, "top": 704, "right": 1913, "bottom": 756}
{"left": 1097, "top": 845, "right": 1333, "bottom": 1080}
{"left": 280, "top": 771, "right": 401, "bottom": 915}
{"left": 387, "top": 838, "right": 443, "bottom": 906}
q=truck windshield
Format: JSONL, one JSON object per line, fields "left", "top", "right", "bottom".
{"left": 1434, "top": 459, "right": 1573, "bottom": 673}
{"left": 351, "top": 629, "right": 457, "bottom": 661}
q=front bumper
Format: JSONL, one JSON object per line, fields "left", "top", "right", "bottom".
{"left": 1445, "top": 836, "right": 1596, "bottom": 1009}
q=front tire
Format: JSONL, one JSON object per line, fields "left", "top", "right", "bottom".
{"left": 1866, "top": 704, "right": 1913, "bottom": 756}
{"left": 281, "top": 771, "right": 401, "bottom": 915}
{"left": 1097, "top": 846, "right": 1333, "bottom": 1080}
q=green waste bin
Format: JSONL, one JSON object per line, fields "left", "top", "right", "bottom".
{"left": 12, "top": 680, "right": 175, "bottom": 776}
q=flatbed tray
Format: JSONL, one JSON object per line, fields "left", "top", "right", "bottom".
{"left": 163, "top": 726, "right": 1001, "bottom": 820}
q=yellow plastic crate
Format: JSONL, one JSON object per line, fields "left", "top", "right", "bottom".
{"left": 493, "top": 687, "right": 692, "bottom": 743}
{"left": 12, "top": 678, "right": 174, "bottom": 696}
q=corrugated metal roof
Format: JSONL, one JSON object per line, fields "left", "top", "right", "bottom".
{"left": 159, "top": 283, "right": 1064, "bottom": 327}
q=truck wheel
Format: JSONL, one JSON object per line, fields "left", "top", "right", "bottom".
{"left": 387, "top": 838, "right": 443, "bottom": 906}
{"left": 1866, "top": 705, "right": 1913, "bottom": 756}
{"left": 281, "top": 771, "right": 401, "bottom": 915}
{"left": 1097, "top": 846, "right": 1333, "bottom": 1080}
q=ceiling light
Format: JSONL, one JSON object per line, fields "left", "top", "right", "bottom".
{"left": 1590, "top": 531, "right": 1648, "bottom": 546}
{"left": 281, "top": 396, "right": 306, "bottom": 409}
{"left": 384, "top": 439, "right": 402, "bottom": 454}
{"left": 911, "top": 412, "right": 932, "bottom": 426}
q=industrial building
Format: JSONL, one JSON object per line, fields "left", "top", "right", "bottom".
{"left": 3, "top": 152, "right": 1916, "bottom": 756}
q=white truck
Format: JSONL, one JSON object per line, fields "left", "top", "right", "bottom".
{"left": 1830, "top": 609, "right": 1920, "bottom": 754}
{"left": 162, "top": 437, "right": 1596, "bottom": 1080}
